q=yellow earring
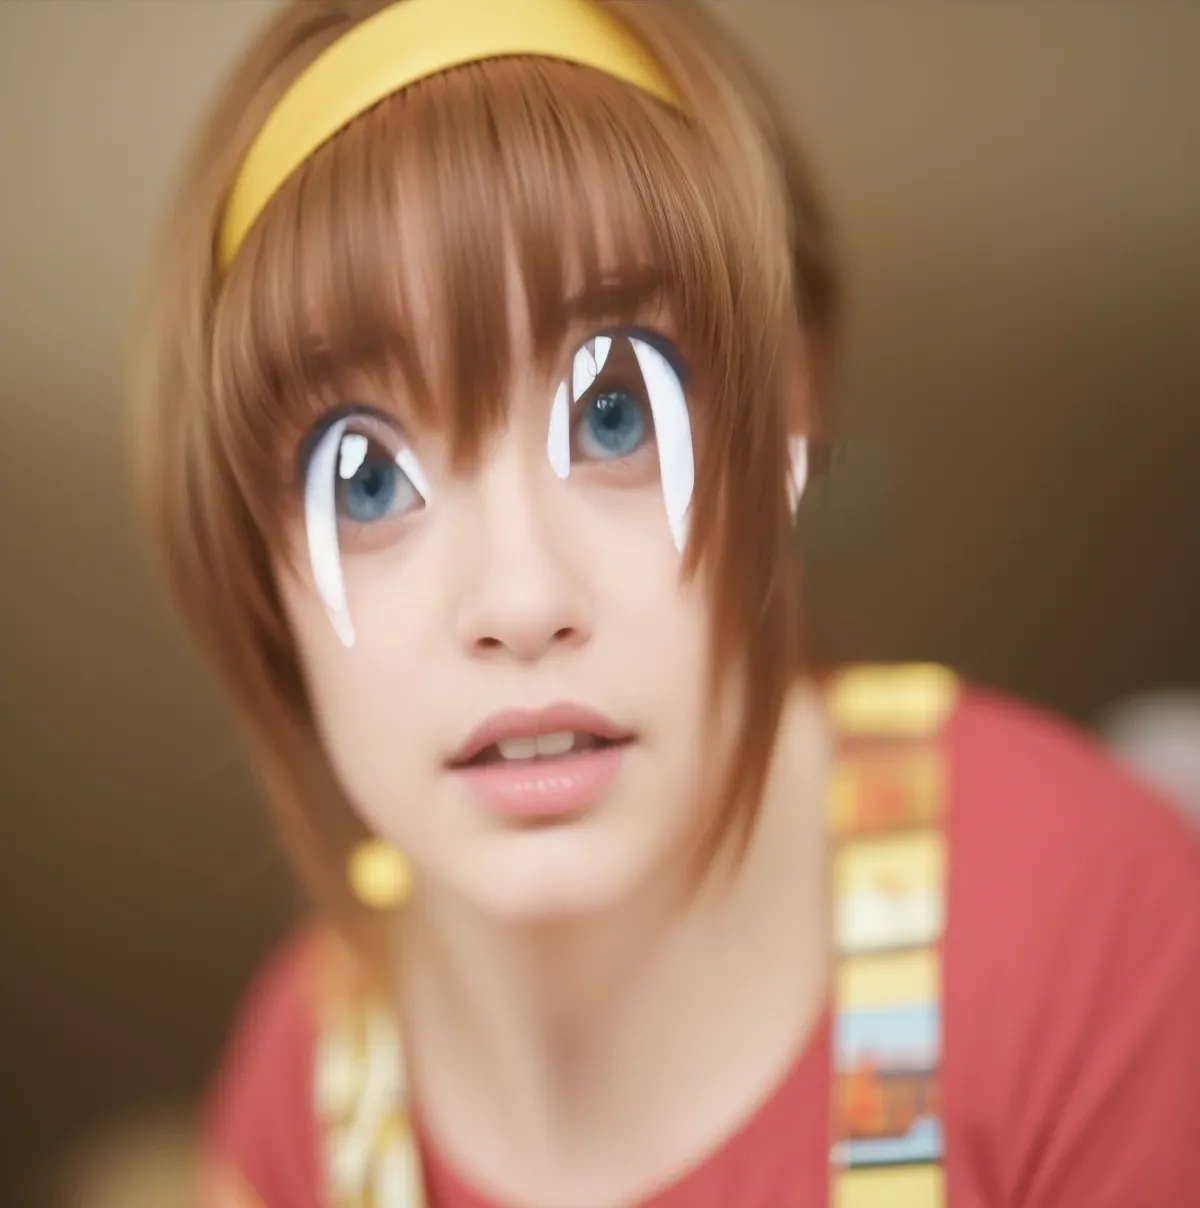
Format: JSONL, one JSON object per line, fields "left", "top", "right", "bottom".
{"left": 348, "top": 838, "right": 414, "bottom": 910}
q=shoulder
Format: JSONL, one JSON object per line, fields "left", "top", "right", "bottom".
{"left": 947, "top": 684, "right": 1197, "bottom": 902}
{"left": 945, "top": 687, "right": 1198, "bottom": 964}
{"left": 203, "top": 928, "right": 330, "bottom": 1208}
{"left": 942, "top": 687, "right": 1200, "bottom": 1205}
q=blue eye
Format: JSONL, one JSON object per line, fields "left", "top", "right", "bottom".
{"left": 333, "top": 433, "right": 422, "bottom": 523}
{"left": 576, "top": 389, "right": 648, "bottom": 460}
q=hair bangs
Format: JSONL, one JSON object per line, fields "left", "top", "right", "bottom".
{"left": 210, "top": 52, "right": 748, "bottom": 541}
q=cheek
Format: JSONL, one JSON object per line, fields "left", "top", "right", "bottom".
{"left": 275, "top": 551, "right": 438, "bottom": 810}
{"left": 589, "top": 492, "right": 713, "bottom": 691}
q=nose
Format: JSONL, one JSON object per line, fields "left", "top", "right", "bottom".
{"left": 454, "top": 448, "right": 591, "bottom": 664}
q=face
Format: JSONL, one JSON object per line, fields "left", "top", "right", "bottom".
{"left": 274, "top": 260, "right": 720, "bottom": 923}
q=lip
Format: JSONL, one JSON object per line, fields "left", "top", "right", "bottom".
{"left": 448, "top": 702, "right": 635, "bottom": 822}
{"left": 448, "top": 702, "right": 632, "bottom": 767}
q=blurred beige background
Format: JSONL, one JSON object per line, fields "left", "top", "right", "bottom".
{"left": 1, "top": 1, "right": 1198, "bottom": 1203}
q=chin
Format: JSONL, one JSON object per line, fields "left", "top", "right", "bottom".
{"left": 446, "top": 821, "right": 662, "bottom": 924}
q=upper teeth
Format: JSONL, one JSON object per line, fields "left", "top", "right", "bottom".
{"left": 497, "top": 731, "right": 577, "bottom": 761}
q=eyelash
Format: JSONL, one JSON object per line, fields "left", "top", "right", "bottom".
{"left": 295, "top": 403, "right": 394, "bottom": 487}
{"left": 594, "top": 326, "right": 689, "bottom": 386}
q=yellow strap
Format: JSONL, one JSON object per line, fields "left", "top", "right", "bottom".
{"left": 828, "top": 664, "right": 958, "bottom": 739}
{"left": 221, "top": 0, "right": 684, "bottom": 269}
{"left": 827, "top": 664, "right": 958, "bottom": 1208}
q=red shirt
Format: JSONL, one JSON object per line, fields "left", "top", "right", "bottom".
{"left": 208, "top": 690, "right": 1200, "bottom": 1207}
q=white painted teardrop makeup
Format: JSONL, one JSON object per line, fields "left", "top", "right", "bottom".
{"left": 304, "top": 419, "right": 430, "bottom": 649}
{"left": 630, "top": 339, "right": 695, "bottom": 552}
{"left": 305, "top": 416, "right": 356, "bottom": 648}
{"left": 787, "top": 435, "right": 808, "bottom": 514}
{"left": 549, "top": 337, "right": 613, "bottom": 480}
{"left": 547, "top": 381, "right": 571, "bottom": 480}
{"left": 574, "top": 337, "right": 612, "bottom": 403}
{"left": 549, "top": 335, "right": 696, "bottom": 553}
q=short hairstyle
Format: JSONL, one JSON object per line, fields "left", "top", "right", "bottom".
{"left": 133, "top": 0, "right": 841, "bottom": 946}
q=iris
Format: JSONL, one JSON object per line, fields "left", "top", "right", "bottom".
{"left": 577, "top": 389, "right": 647, "bottom": 460}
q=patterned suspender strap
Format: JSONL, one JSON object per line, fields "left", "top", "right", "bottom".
{"left": 314, "top": 936, "right": 425, "bottom": 1208}
{"left": 826, "top": 664, "right": 960, "bottom": 1208}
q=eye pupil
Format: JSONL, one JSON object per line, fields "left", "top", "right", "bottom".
{"left": 358, "top": 463, "right": 389, "bottom": 499}
{"left": 586, "top": 389, "right": 645, "bottom": 456}
{"left": 339, "top": 447, "right": 400, "bottom": 522}
{"left": 595, "top": 395, "right": 625, "bottom": 429}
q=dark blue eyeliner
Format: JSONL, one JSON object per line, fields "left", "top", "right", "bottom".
{"left": 294, "top": 403, "right": 394, "bottom": 489}
{"left": 601, "top": 326, "right": 690, "bottom": 387}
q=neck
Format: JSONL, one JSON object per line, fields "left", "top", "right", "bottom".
{"left": 397, "top": 681, "right": 834, "bottom": 1208}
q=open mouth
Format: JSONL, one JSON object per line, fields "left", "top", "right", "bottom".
{"left": 447, "top": 705, "right": 634, "bottom": 819}
{"left": 455, "top": 731, "right": 630, "bottom": 768}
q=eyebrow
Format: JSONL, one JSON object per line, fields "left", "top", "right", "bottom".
{"left": 291, "top": 343, "right": 346, "bottom": 398}
{"left": 290, "top": 332, "right": 428, "bottom": 416}
{"left": 560, "top": 266, "right": 668, "bottom": 328}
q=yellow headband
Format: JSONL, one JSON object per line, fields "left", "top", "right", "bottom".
{"left": 219, "top": 0, "right": 685, "bottom": 271}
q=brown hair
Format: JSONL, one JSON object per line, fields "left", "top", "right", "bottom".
{"left": 132, "top": 0, "right": 841, "bottom": 946}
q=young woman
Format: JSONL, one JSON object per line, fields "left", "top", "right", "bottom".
{"left": 133, "top": 2, "right": 1200, "bottom": 1205}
